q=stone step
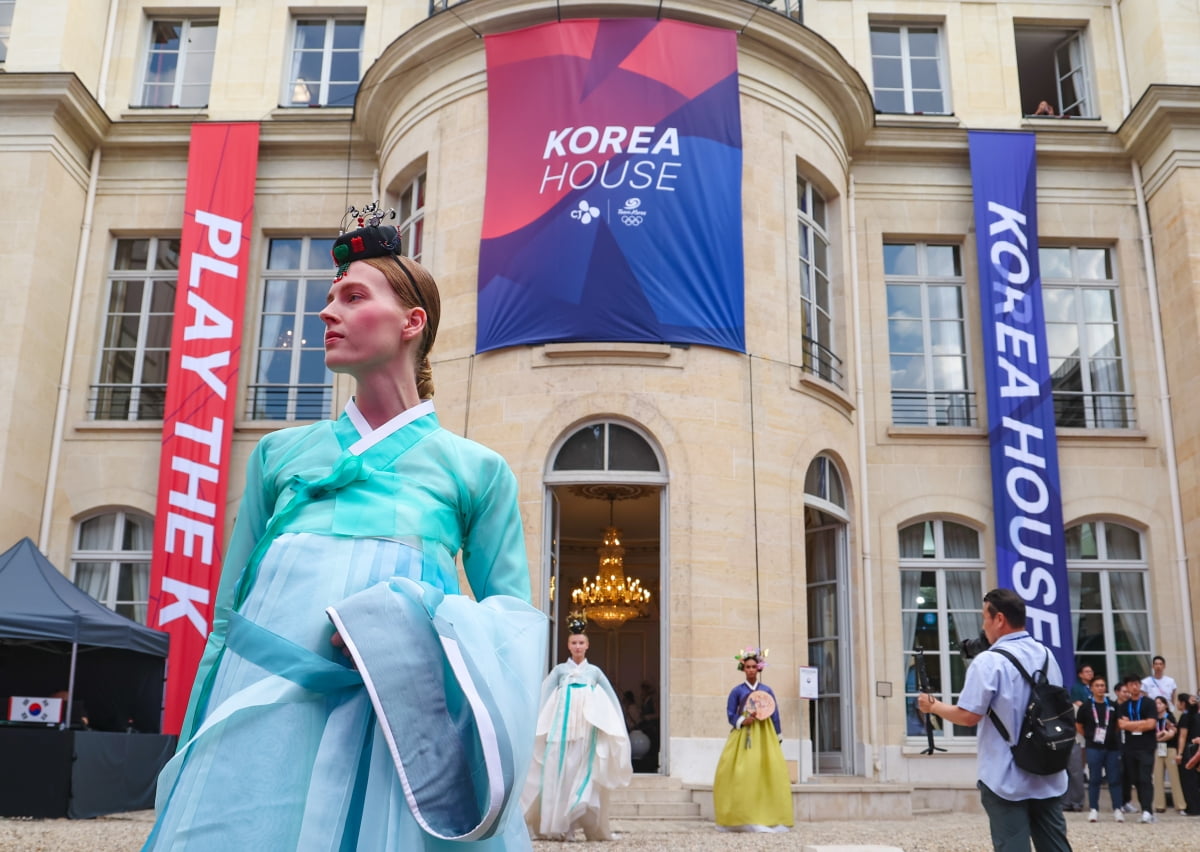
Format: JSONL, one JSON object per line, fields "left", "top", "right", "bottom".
{"left": 610, "top": 788, "right": 696, "bottom": 803}
{"left": 609, "top": 800, "right": 703, "bottom": 819}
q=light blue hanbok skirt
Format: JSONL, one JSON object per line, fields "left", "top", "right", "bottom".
{"left": 145, "top": 533, "right": 540, "bottom": 851}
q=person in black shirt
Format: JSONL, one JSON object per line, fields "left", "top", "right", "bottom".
{"left": 1176, "top": 693, "right": 1200, "bottom": 815}
{"left": 1076, "top": 675, "right": 1124, "bottom": 821}
{"left": 1118, "top": 673, "right": 1158, "bottom": 822}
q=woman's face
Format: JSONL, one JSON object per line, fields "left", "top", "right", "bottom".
{"left": 568, "top": 633, "right": 588, "bottom": 663}
{"left": 742, "top": 659, "right": 760, "bottom": 684}
{"left": 1157, "top": 697, "right": 1170, "bottom": 715}
{"left": 320, "top": 261, "right": 424, "bottom": 377}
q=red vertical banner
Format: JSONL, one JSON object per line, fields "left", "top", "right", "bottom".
{"left": 148, "top": 122, "right": 259, "bottom": 735}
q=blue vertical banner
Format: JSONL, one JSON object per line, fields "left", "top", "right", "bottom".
{"left": 968, "top": 131, "right": 1073, "bottom": 679}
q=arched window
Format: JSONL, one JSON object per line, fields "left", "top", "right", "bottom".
{"left": 899, "top": 519, "right": 984, "bottom": 743}
{"left": 1067, "top": 520, "right": 1149, "bottom": 686}
{"left": 552, "top": 421, "right": 661, "bottom": 473}
{"left": 804, "top": 455, "right": 853, "bottom": 772}
{"left": 72, "top": 510, "right": 154, "bottom": 624}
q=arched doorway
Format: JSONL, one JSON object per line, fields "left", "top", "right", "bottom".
{"left": 543, "top": 420, "right": 668, "bottom": 773}
{"left": 804, "top": 455, "right": 854, "bottom": 774}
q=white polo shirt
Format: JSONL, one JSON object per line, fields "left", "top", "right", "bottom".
{"left": 956, "top": 630, "right": 1069, "bottom": 802}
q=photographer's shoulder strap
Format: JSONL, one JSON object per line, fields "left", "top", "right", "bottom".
{"left": 984, "top": 646, "right": 1034, "bottom": 743}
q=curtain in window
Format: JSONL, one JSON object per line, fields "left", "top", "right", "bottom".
{"left": 79, "top": 514, "right": 117, "bottom": 550}
{"left": 899, "top": 525, "right": 926, "bottom": 559}
{"left": 901, "top": 570, "right": 920, "bottom": 652}
{"left": 1109, "top": 571, "right": 1150, "bottom": 655}
{"left": 1069, "top": 571, "right": 1084, "bottom": 653}
{"left": 946, "top": 570, "right": 982, "bottom": 648}
{"left": 942, "top": 523, "right": 979, "bottom": 559}
{"left": 74, "top": 563, "right": 110, "bottom": 602}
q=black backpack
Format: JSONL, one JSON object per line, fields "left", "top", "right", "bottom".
{"left": 986, "top": 646, "right": 1076, "bottom": 775}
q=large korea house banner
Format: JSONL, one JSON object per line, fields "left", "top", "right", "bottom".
{"left": 148, "top": 122, "right": 259, "bottom": 734}
{"left": 968, "top": 130, "right": 1074, "bottom": 680}
{"left": 478, "top": 19, "right": 744, "bottom": 353}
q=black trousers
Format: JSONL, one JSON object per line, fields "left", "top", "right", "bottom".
{"left": 1180, "top": 746, "right": 1200, "bottom": 814}
{"left": 1122, "top": 748, "right": 1155, "bottom": 813}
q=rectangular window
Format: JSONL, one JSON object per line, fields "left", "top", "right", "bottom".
{"left": 285, "top": 17, "right": 364, "bottom": 108}
{"left": 249, "top": 237, "right": 335, "bottom": 421}
{"left": 92, "top": 238, "right": 179, "bottom": 421}
{"left": 1067, "top": 521, "right": 1150, "bottom": 686}
{"left": 1040, "top": 247, "right": 1131, "bottom": 428}
{"left": 396, "top": 173, "right": 426, "bottom": 262}
{"left": 797, "top": 177, "right": 841, "bottom": 388}
{"left": 870, "top": 24, "right": 947, "bottom": 115}
{"left": 140, "top": 18, "right": 217, "bottom": 108}
{"left": 900, "top": 520, "right": 984, "bottom": 743}
{"left": 0, "top": 0, "right": 15, "bottom": 63}
{"left": 885, "top": 242, "right": 974, "bottom": 426}
{"left": 1015, "top": 27, "right": 1094, "bottom": 118}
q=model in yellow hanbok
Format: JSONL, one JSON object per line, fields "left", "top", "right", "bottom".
{"left": 712, "top": 648, "right": 793, "bottom": 832}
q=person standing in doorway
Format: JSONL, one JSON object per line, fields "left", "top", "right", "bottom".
{"left": 1142, "top": 655, "right": 1178, "bottom": 704}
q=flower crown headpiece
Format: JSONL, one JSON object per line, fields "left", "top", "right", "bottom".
{"left": 566, "top": 611, "right": 587, "bottom": 635}
{"left": 331, "top": 202, "right": 410, "bottom": 283}
{"left": 734, "top": 646, "right": 768, "bottom": 671}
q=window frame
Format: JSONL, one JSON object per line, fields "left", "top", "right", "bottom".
{"left": 885, "top": 242, "right": 974, "bottom": 426}
{"left": 0, "top": 0, "right": 15, "bottom": 64}
{"left": 797, "top": 177, "right": 841, "bottom": 387}
{"left": 1040, "top": 246, "right": 1132, "bottom": 429}
{"left": 137, "top": 17, "right": 218, "bottom": 109}
{"left": 1066, "top": 520, "right": 1151, "bottom": 687}
{"left": 1053, "top": 31, "right": 1093, "bottom": 118}
{"left": 870, "top": 23, "right": 950, "bottom": 115}
{"left": 899, "top": 519, "right": 985, "bottom": 745}
{"left": 92, "top": 237, "right": 180, "bottom": 421}
{"left": 282, "top": 15, "right": 364, "bottom": 108}
{"left": 71, "top": 510, "right": 154, "bottom": 625}
{"left": 395, "top": 172, "right": 426, "bottom": 263}
{"left": 249, "top": 236, "right": 337, "bottom": 422}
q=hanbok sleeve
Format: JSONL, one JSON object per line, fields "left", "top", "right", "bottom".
{"left": 460, "top": 454, "right": 531, "bottom": 602}
{"left": 727, "top": 686, "right": 742, "bottom": 728}
{"left": 177, "top": 439, "right": 275, "bottom": 741}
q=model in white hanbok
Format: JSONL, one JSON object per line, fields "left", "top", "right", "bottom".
{"left": 522, "top": 632, "right": 632, "bottom": 840}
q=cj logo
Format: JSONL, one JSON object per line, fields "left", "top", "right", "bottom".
{"left": 618, "top": 198, "right": 646, "bottom": 226}
{"left": 570, "top": 200, "right": 600, "bottom": 225}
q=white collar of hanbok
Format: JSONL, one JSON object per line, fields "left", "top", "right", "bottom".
{"left": 345, "top": 398, "right": 435, "bottom": 455}
{"left": 744, "top": 680, "right": 761, "bottom": 691}
{"left": 567, "top": 658, "right": 587, "bottom": 669}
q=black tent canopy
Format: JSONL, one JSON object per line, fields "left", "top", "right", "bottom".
{"left": 0, "top": 537, "right": 168, "bottom": 732}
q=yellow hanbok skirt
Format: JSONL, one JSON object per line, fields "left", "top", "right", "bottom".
{"left": 712, "top": 718, "right": 793, "bottom": 830}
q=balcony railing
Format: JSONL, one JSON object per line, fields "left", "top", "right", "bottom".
{"left": 1053, "top": 391, "right": 1135, "bottom": 429}
{"left": 246, "top": 384, "right": 333, "bottom": 422}
{"left": 891, "top": 390, "right": 978, "bottom": 428}
{"left": 89, "top": 385, "right": 166, "bottom": 421}
{"left": 429, "top": 0, "right": 803, "bottom": 22}
{"left": 800, "top": 336, "right": 844, "bottom": 390}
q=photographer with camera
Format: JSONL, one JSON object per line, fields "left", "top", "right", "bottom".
{"left": 917, "top": 588, "right": 1070, "bottom": 852}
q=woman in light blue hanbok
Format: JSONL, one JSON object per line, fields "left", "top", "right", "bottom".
{"left": 521, "top": 616, "right": 631, "bottom": 840}
{"left": 144, "top": 206, "right": 547, "bottom": 851}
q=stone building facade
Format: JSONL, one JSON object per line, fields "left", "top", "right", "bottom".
{"left": 2, "top": 0, "right": 1199, "bottom": 796}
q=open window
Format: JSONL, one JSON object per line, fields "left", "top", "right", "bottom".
{"left": 1015, "top": 26, "right": 1095, "bottom": 118}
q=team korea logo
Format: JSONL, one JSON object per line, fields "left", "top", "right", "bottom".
{"left": 618, "top": 198, "right": 647, "bottom": 227}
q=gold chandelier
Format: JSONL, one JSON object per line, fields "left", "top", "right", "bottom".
{"left": 570, "top": 498, "right": 650, "bottom": 628}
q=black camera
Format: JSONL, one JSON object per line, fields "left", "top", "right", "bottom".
{"left": 958, "top": 630, "right": 991, "bottom": 660}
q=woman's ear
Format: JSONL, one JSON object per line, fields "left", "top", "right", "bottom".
{"left": 401, "top": 306, "right": 427, "bottom": 342}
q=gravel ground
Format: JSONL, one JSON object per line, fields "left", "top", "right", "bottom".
{"left": 2, "top": 809, "right": 1198, "bottom": 851}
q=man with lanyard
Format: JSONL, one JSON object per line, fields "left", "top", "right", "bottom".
{"left": 1141, "top": 656, "right": 1178, "bottom": 704}
{"left": 1118, "top": 673, "right": 1158, "bottom": 822}
{"left": 1075, "top": 675, "right": 1124, "bottom": 822}
{"left": 1062, "top": 663, "right": 1095, "bottom": 812}
{"left": 918, "top": 589, "right": 1069, "bottom": 852}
